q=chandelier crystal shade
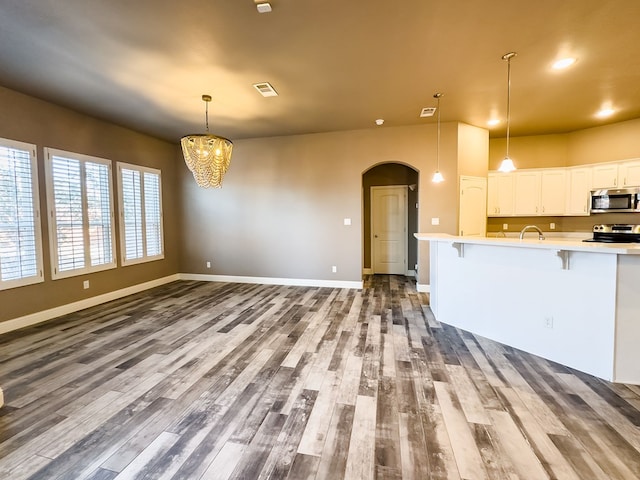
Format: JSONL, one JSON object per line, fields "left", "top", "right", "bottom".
{"left": 181, "top": 95, "right": 233, "bottom": 188}
{"left": 498, "top": 52, "right": 517, "bottom": 173}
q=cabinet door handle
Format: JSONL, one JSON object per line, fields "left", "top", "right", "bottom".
{"left": 624, "top": 177, "right": 627, "bottom": 186}
{"left": 542, "top": 206, "right": 545, "bottom": 213}
{"left": 614, "top": 178, "right": 617, "bottom": 186}
{"left": 535, "top": 206, "right": 538, "bottom": 213}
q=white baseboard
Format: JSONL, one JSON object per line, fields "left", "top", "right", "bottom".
{"left": 416, "top": 283, "right": 430, "bottom": 293}
{"left": 180, "top": 273, "right": 363, "bottom": 290}
{"left": 0, "top": 274, "right": 180, "bottom": 336}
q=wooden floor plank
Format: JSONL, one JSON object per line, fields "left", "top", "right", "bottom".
{"left": 0, "top": 276, "right": 639, "bottom": 480}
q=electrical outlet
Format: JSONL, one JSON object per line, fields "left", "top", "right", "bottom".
{"left": 503, "top": 223, "right": 508, "bottom": 230}
{"left": 332, "top": 266, "right": 337, "bottom": 273}
{"left": 550, "top": 223, "right": 556, "bottom": 230}
{"left": 206, "top": 261, "right": 211, "bottom": 268}
{"left": 343, "top": 218, "right": 351, "bottom": 226}
{"left": 431, "top": 217, "right": 440, "bottom": 226}
{"left": 545, "top": 316, "right": 554, "bottom": 328}
{"left": 83, "top": 280, "right": 90, "bottom": 289}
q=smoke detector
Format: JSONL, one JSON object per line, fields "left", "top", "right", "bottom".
{"left": 255, "top": 2, "right": 272, "bottom": 13}
{"left": 419, "top": 107, "right": 437, "bottom": 118}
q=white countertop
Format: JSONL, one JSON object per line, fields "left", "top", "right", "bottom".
{"left": 414, "top": 233, "right": 640, "bottom": 255}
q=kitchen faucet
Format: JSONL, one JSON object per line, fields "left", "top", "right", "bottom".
{"left": 519, "top": 225, "right": 545, "bottom": 240}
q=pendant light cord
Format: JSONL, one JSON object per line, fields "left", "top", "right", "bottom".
{"left": 506, "top": 56, "right": 511, "bottom": 158}
{"left": 205, "top": 101, "right": 209, "bottom": 133}
{"left": 437, "top": 95, "right": 441, "bottom": 170}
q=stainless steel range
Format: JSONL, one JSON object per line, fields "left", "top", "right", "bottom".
{"left": 584, "top": 224, "right": 640, "bottom": 243}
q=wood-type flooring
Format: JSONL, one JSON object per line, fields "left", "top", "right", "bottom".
{"left": 0, "top": 276, "right": 639, "bottom": 479}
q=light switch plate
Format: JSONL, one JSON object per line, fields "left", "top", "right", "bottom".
{"left": 431, "top": 217, "right": 440, "bottom": 225}
{"left": 343, "top": 218, "right": 351, "bottom": 226}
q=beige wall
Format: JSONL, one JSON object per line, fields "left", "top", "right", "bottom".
{"left": 179, "top": 122, "right": 468, "bottom": 286}
{"left": 489, "top": 118, "right": 640, "bottom": 170}
{"left": 0, "top": 86, "right": 181, "bottom": 323}
{"left": 489, "top": 134, "right": 569, "bottom": 170}
{"left": 567, "top": 118, "right": 640, "bottom": 165}
{"left": 457, "top": 123, "right": 490, "bottom": 177}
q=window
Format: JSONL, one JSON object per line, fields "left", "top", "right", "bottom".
{"left": 0, "top": 138, "right": 43, "bottom": 290}
{"left": 45, "top": 148, "right": 116, "bottom": 279}
{"left": 117, "top": 163, "right": 164, "bottom": 265}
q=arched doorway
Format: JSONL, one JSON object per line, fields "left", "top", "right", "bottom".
{"left": 362, "top": 163, "right": 419, "bottom": 276}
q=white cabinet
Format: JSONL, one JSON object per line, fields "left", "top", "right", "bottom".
{"left": 487, "top": 173, "right": 514, "bottom": 216}
{"left": 514, "top": 171, "right": 541, "bottom": 215}
{"left": 619, "top": 159, "right": 640, "bottom": 187}
{"left": 512, "top": 169, "right": 566, "bottom": 216}
{"left": 591, "top": 159, "right": 640, "bottom": 189}
{"left": 592, "top": 164, "right": 620, "bottom": 188}
{"left": 565, "top": 167, "right": 592, "bottom": 215}
{"left": 540, "top": 169, "right": 566, "bottom": 215}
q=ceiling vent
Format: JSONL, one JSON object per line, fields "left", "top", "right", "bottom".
{"left": 255, "top": 2, "right": 272, "bottom": 13}
{"left": 253, "top": 82, "right": 278, "bottom": 97}
{"left": 419, "top": 107, "right": 437, "bottom": 118}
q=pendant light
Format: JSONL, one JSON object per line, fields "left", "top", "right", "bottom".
{"left": 180, "top": 94, "right": 233, "bottom": 188}
{"left": 498, "top": 52, "right": 517, "bottom": 173}
{"left": 432, "top": 92, "right": 444, "bottom": 183}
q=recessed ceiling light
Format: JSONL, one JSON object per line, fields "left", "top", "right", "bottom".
{"left": 487, "top": 119, "right": 500, "bottom": 126}
{"left": 375, "top": 119, "right": 384, "bottom": 126}
{"left": 595, "top": 107, "right": 615, "bottom": 118}
{"left": 552, "top": 57, "right": 577, "bottom": 70}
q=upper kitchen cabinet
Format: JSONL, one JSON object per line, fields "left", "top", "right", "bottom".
{"left": 591, "top": 163, "right": 620, "bottom": 188}
{"left": 540, "top": 169, "right": 566, "bottom": 215}
{"left": 514, "top": 170, "right": 541, "bottom": 215}
{"left": 618, "top": 159, "right": 640, "bottom": 187}
{"left": 591, "top": 159, "right": 640, "bottom": 189}
{"left": 565, "top": 167, "right": 592, "bottom": 216}
{"left": 513, "top": 169, "right": 566, "bottom": 216}
{"left": 487, "top": 173, "right": 514, "bottom": 216}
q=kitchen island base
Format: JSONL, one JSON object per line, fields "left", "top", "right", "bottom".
{"left": 418, "top": 235, "right": 640, "bottom": 385}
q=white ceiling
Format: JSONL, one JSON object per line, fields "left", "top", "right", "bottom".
{"left": 1, "top": 0, "right": 639, "bottom": 142}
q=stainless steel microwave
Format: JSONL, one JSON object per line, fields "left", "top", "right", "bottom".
{"left": 590, "top": 187, "right": 640, "bottom": 213}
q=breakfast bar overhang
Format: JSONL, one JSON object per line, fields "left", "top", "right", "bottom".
{"left": 415, "top": 234, "right": 640, "bottom": 385}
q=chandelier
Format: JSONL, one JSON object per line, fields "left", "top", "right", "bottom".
{"left": 180, "top": 94, "right": 233, "bottom": 188}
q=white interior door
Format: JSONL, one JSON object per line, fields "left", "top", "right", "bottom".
{"left": 372, "top": 186, "right": 407, "bottom": 274}
{"left": 459, "top": 176, "right": 487, "bottom": 236}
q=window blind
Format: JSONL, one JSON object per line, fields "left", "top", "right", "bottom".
{"left": 118, "top": 164, "right": 163, "bottom": 265}
{"left": 46, "top": 149, "right": 116, "bottom": 278}
{"left": 0, "top": 141, "right": 43, "bottom": 289}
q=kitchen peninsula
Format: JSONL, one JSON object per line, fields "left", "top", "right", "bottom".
{"left": 415, "top": 233, "right": 640, "bottom": 385}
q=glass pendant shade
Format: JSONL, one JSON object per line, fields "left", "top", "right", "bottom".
{"left": 432, "top": 170, "right": 444, "bottom": 183}
{"left": 498, "top": 157, "right": 516, "bottom": 173}
{"left": 181, "top": 94, "right": 233, "bottom": 188}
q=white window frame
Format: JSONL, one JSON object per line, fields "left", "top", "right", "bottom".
{"left": 0, "top": 138, "right": 44, "bottom": 290}
{"left": 117, "top": 162, "right": 164, "bottom": 266}
{"left": 45, "top": 148, "right": 117, "bottom": 279}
